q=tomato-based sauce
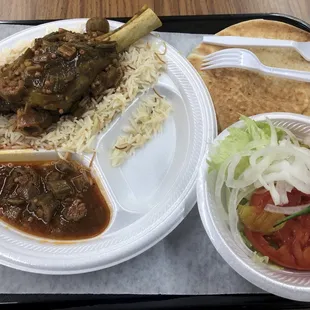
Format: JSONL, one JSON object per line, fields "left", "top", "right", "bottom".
{"left": 0, "top": 160, "right": 110, "bottom": 240}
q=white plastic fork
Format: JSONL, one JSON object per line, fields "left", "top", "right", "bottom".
{"left": 201, "top": 48, "right": 310, "bottom": 82}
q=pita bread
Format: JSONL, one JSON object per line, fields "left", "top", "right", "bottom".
{"left": 187, "top": 19, "right": 310, "bottom": 131}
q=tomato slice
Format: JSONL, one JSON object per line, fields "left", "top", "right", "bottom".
{"left": 285, "top": 189, "right": 302, "bottom": 206}
{"left": 244, "top": 187, "right": 310, "bottom": 270}
{"left": 245, "top": 219, "right": 310, "bottom": 270}
{"left": 250, "top": 189, "right": 273, "bottom": 213}
{"left": 249, "top": 187, "right": 309, "bottom": 210}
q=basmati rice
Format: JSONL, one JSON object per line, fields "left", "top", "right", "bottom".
{"left": 110, "top": 92, "right": 172, "bottom": 167}
{"left": 0, "top": 39, "right": 166, "bottom": 153}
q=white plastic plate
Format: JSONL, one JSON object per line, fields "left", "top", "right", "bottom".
{"left": 197, "top": 112, "right": 310, "bottom": 302}
{"left": 0, "top": 19, "right": 216, "bottom": 274}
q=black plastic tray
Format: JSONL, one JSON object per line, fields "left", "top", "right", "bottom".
{"left": 1, "top": 13, "right": 310, "bottom": 34}
{"left": 1, "top": 13, "right": 310, "bottom": 310}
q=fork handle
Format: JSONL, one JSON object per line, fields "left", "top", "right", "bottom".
{"left": 262, "top": 65, "right": 310, "bottom": 82}
{"left": 203, "top": 35, "right": 295, "bottom": 49}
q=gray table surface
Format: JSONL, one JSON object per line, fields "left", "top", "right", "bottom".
{"left": 0, "top": 24, "right": 263, "bottom": 295}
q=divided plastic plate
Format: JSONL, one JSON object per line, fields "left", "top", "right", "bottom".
{"left": 0, "top": 19, "right": 216, "bottom": 274}
{"left": 197, "top": 112, "right": 310, "bottom": 302}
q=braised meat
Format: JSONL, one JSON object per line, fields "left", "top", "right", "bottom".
{"left": 55, "top": 160, "right": 75, "bottom": 173}
{"left": 71, "top": 173, "right": 90, "bottom": 193}
{"left": 0, "top": 98, "right": 19, "bottom": 114}
{"left": 16, "top": 183, "right": 39, "bottom": 201}
{"left": 16, "top": 108, "right": 57, "bottom": 136}
{"left": 90, "top": 64, "right": 123, "bottom": 97}
{"left": 0, "top": 6, "right": 164, "bottom": 136}
{"left": 0, "top": 48, "right": 33, "bottom": 103}
{"left": 0, "top": 18, "right": 123, "bottom": 136}
{"left": 0, "top": 5, "right": 164, "bottom": 136}
{"left": 62, "top": 198, "right": 87, "bottom": 222}
{"left": 48, "top": 179, "right": 73, "bottom": 199}
{"left": 29, "top": 192, "right": 60, "bottom": 224}
{"left": 0, "top": 160, "right": 111, "bottom": 240}
{"left": 4, "top": 205, "right": 22, "bottom": 220}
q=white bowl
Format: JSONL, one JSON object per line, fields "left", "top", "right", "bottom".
{"left": 197, "top": 112, "right": 310, "bottom": 302}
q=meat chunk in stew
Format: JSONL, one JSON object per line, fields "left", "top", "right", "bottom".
{"left": 2, "top": 166, "right": 39, "bottom": 198}
{"left": 71, "top": 173, "right": 90, "bottom": 193}
{"left": 5, "top": 206, "right": 22, "bottom": 220}
{"left": 48, "top": 179, "right": 73, "bottom": 199}
{"left": 62, "top": 198, "right": 87, "bottom": 222}
{"left": 16, "top": 183, "right": 39, "bottom": 200}
{"left": 55, "top": 160, "right": 75, "bottom": 173}
{"left": 45, "top": 170, "right": 62, "bottom": 182}
{"left": 29, "top": 192, "right": 60, "bottom": 223}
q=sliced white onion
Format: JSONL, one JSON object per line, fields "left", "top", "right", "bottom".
{"left": 253, "top": 180, "right": 263, "bottom": 188}
{"left": 278, "top": 126, "right": 300, "bottom": 147}
{"left": 237, "top": 185, "right": 256, "bottom": 204}
{"left": 226, "top": 154, "right": 242, "bottom": 186}
{"left": 227, "top": 155, "right": 273, "bottom": 189}
{"left": 225, "top": 141, "right": 310, "bottom": 192}
{"left": 266, "top": 118, "right": 278, "bottom": 147}
{"left": 269, "top": 182, "right": 280, "bottom": 206}
{"left": 284, "top": 182, "right": 294, "bottom": 193}
{"left": 265, "top": 160, "right": 290, "bottom": 174}
{"left": 258, "top": 175, "right": 270, "bottom": 191}
{"left": 275, "top": 181, "right": 289, "bottom": 205}
{"left": 251, "top": 145, "right": 310, "bottom": 168}
{"left": 265, "top": 203, "right": 310, "bottom": 215}
{"left": 215, "top": 157, "right": 232, "bottom": 220}
{"left": 264, "top": 173, "right": 310, "bottom": 195}
{"left": 290, "top": 159, "right": 310, "bottom": 182}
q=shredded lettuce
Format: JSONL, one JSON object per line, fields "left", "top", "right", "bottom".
{"left": 239, "top": 198, "right": 249, "bottom": 206}
{"left": 252, "top": 251, "right": 269, "bottom": 264}
{"left": 241, "top": 116, "right": 268, "bottom": 141}
{"left": 208, "top": 126, "right": 250, "bottom": 172}
{"left": 252, "top": 251, "right": 284, "bottom": 270}
{"left": 257, "top": 121, "right": 284, "bottom": 141}
{"left": 208, "top": 115, "right": 283, "bottom": 176}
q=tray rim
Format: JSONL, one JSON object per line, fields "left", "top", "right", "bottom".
{"left": 0, "top": 11, "right": 309, "bottom": 309}
{"left": 0, "top": 12, "right": 309, "bottom": 31}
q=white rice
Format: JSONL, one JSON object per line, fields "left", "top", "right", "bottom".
{"left": 0, "top": 39, "right": 166, "bottom": 153}
{"left": 110, "top": 93, "right": 172, "bottom": 167}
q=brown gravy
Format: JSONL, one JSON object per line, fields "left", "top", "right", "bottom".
{"left": 0, "top": 160, "right": 110, "bottom": 240}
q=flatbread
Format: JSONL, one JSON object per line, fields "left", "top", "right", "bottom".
{"left": 187, "top": 19, "right": 310, "bottom": 131}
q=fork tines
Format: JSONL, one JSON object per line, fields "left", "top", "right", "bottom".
{"left": 201, "top": 48, "right": 243, "bottom": 70}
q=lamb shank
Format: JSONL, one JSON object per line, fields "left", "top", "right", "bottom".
{"left": 0, "top": 6, "right": 162, "bottom": 136}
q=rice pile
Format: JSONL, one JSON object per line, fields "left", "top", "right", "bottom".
{"left": 110, "top": 93, "right": 172, "bottom": 167}
{"left": 0, "top": 40, "right": 166, "bottom": 152}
